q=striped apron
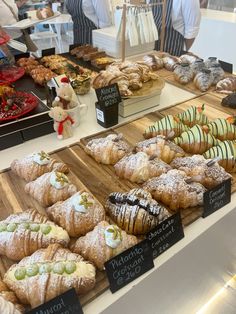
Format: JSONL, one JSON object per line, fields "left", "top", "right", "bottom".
{"left": 66, "top": 0, "right": 97, "bottom": 45}
{"left": 152, "top": 0, "right": 185, "bottom": 56}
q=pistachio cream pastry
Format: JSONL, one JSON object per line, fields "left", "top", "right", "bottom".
{"left": 203, "top": 117, "right": 236, "bottom": 141}
{"left": 0, "top": 209, "right": 70, "bottom": 261}
{"left": 177, "top": 105, "right": 209, "bottom": 127}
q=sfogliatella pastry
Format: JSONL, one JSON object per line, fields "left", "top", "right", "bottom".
{"left": 4, "top": 244, "right": 96, "bottom": 308}
{"left": 216, "top": 77, "right": 236, "bottom": 94}
{"left": 71, "top": 221, "right": 138, "bottom": 270}
{"left": 174, "top": 124, "right": 219, "bottom": 154}
{"left": 143, "top": 169, "right": 206, "bottom": 211}
{"left": 174, "top": 63, "right": 194, "bottom": 85}
{"left": 143, "top": 115, "right": 189, "bottom": 139}
{"left": 84, "top": 133, "right": 131, "bottom": 165}
{"left": 105, "top": 189, "right": 170, "bottom": 235}
{"left": 11, "top": 151, "right": 69, "bottom": 182}
{"left": 25, "top": 171, "right": 77, "bottom": 207}
{"left": 221, "top": 93, "right": 236, "bottom": 108}
{"left": 177, "top": 104, "right": 209, "bottom": 127}
{"left": 191, "top": 59, "right": 205, "bottom": 76}
{"left": 0, "top": 280, "right": 24, "bottom": 313}
{"left": 47, "top": 191, "right": 105, "bottom": 237}
{"left": 203, "top": 117, "right": 236, "bottom": 141}
{"left": 209, "top": 64, "right": 225, "bottom": 85}
{"left": 204, "top": 140, "right": 236, "bottom": 172}
{"left": 135, "top": 135, "right": 185, "bottom": 164}
{"left": 170, "top": 155, "right": 231, "bottom": 189}
{"left": 0, "top": 209, "right": 70, "bottom": 261}
{"left": 114, "top": 152, "right": 171, "bottom": 183}
{"left": 194, "top": 69, "right": 213, "bottom": 92}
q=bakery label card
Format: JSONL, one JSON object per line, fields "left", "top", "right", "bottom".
{"left": 95, "top": 83, "right": 122, "bottom": 107}
{"left": 219, "top": 60, "right": 233, "bottom": 74}
{"left": 147, "top": 213, "right": 185, "bottom": 259}
{"left": 203, "top": 178, "right": 231, "bottom": 218}
{"left": 27, "top": 288, "right": 83, "bottom": 314}
{"left": 42, "top": 48, "right": 56, "bottom": 57}
{"left": 105, "top": 239, "right": 154, "bottom": 293}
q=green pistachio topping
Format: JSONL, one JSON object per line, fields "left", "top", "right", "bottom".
{"left": 0, "top": 223, "right": 7, "bottom": 232}
{"left": 21, "top": 222, "right": 30, "bottom": 230}
{"left": 26, "top": 264, "right": 39, "bottom": 277}
{"left": 79, "top": 194, "right": 93, "bottom": 209}
{"left": 65, "top": 261, "right": 76, "bottom": 274}
{"left": 14, "top": 267, "right": 26, "bottom": 280}
{"left": 53, "top": 262, "right": 65, "bottom": 275}
{"left": 6, "top": 223, "right": 17, "bottom": 232}
{"left": 30, "top": 224, "right": 40, "bottom": 232}
{"left": 39, "top": 263, "right": 52, "bottom": 275}
{"left": 40, "top": 224, "right": 52, "bottom": 235}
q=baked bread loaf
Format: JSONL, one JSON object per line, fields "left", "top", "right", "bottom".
{"left": 114, "top": 152, "right": 171, "bottom": 183}
{"left": 84, "top": 133, "right": 131, "bottom": 165}
{"left": 143, "top": 169, "right": 206, "bottom": 211}
{"left": 47, "top": 191, "right": 105, "bottom": 237}
{"left": 170, "top": 155, "right": 231, "bottom": 189}
{"left": 174, "top": 63, "right": 194, "bottom": 85}
{"left": 25, "top": 171, "right": 77, "bottom": 207}
{"left": 194, "top": 69, "right": 213, "bottom": 92}
{"left": 0, "top": 209, "right": 70, "bottom": 261}
{"left": 135, "top": 135, "right": 185, "bottom": 164}
{"left": 177, "top": 105, "right": 209, "bottom": 127}
{"left": 71, "top": 221, "right": 138, "bottom": 270}
{"left": 0, "top": 280, "right": 24, "bottom": 313}
{"left": 203, "top": 117, "right": 236, "bottom": 141}
{"left": 216, "top": 77, "right": 236, "bottom": 94}
{"left": 4, "top": 244, "right": 96, "bottom": 308}
{"left": 11, "top": 151, "right": 69, "bottom": 182}
{"left": 105, "top": 188, "right": 170, "bottom": 235}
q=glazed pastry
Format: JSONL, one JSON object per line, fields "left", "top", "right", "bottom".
{"left": 174, "top": 124, "right": 219, "bottom": 154}
{"left": 163, "top": 56, "right": 180, "bottom": 71}
{"left": 204, "top": 140, "right": 236, "bottom": 172}
{"left": 0, "top": 209, "right": 70, "bottom": 261}
{"left": 143, "top": 54, "right": 164, "bottom": 71}
{"left": 179, "top": 54, "right": 198, "bottom": 64}
{"left": 177, "top": 104, "right": 209, "bottom": 127}
{"left": 143, "top": 169, "right": 206, "bottom": 211}
{"left": 191, "top": 59, "right": 205, "bottom": 75}
{"left": 47, "top": 191, "right": 105, "bottom": 237}
{"left": 0, "top": 280, "right": 24, "bottom": 313}
{"left": 174, "top": 63, "right": 194, "bottom": 85}
{"left": 84, "top": 133, "right": 131, "bottom": 165}
{"left": 25, "top": 171, "right": 77, "bottom": 207}
{"left": 216, "top": 77, "right": 236, "bottom": 94}
{"left": 4, "top": 244, "right": 96, "bottom": 308}
{"left": 143, "top": 115, "right": 189, "bottom": 139}
{"left": 170, "top": 155, "right": 231, "bottom": 189}
{"left": 135, "top": 135, "right": 185, "bottom": 164}
{"left": 194, "top": 69, "right": 213, "bottom": 92}
{"left": 203, "top": 117, "right": 236, "bottom": 141}
{"left": 71, "top": 221, "right": 138, "bottom": 270}
{"left": 105, "top": 189, "right": 170, "bottom": 235}
{"left": 209, "top": 64, "right": 225, "bottom": 85}
{"left": 114, "top": 152, "right": 171, "bottom": 183}
{"left": 221, "top": 93, "right": 236, "bottom": 108}
{"left": 11, "top": 151, "right": 69, "bottom": 182}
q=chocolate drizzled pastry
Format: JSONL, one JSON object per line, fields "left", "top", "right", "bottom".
{"left": 221, "top": 93, "right": 236, "bottom": 108}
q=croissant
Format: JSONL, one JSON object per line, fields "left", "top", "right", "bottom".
{"left": 0, "top": 280, "right": 24, "bottom": 313}
{"left": 71, "top": 221, "right": 138, "bottom": 270}
{"left": 203, "top": 140, "right": 236, "bottom": 172}
{"left": 174, "top": 125, "right": 219, "bottom": 154}
{"left": 216, "top": 77, "right": 236, "bottom": 94}
{"left": 0, "top": 209, "right": 70, "bottom": 261}
{"left": 209, "top": 64, "right": 225, "bottom": 85}
{"left": 84, "top": 133, "right": 131, "bottom": 165}
{"left": 11, "top": 151, "right": 69, "bottom": 182}
{"left": 179, "top": 54, "right": 198, "bottom": 64}
{"left": 114, "top": 152, "right": 171, "bottom": 183}
{"left": 143, "top": 54, "right": 164, "bottom": 71}
{"left": 174, "top": 63, "right": 194, "bottom": 85}
{"left": 143, "top": 115, "right": 189, "bottom": 139}
{"left": 191, "top": 59, "right": 205, "bottom": 76}
{"left": 203, "top": 117, "right": 236, "bottom": 141}
{"left": 194, "top": 69, "right": 213, "bottom": 92}
{"left": 163, "top": 56, "right": 180, "bottom": 71}
{"left": 170, "top": 155, "right": 231, "bottom": 189}
{"left": 105, "top": 189, "right": 170, "bottom": 235}
{"left": 25, "top": 171, "right": 77, "bottom": 207}
{"left": 47, "top": 191, "right": 105, "bottom": 237}
{"left": 143, "top": 169, "right": 206, "bottom": 211}
{"left": 135, "top": 135, "right": 185, "bottom": 164}
{"left": 4, "top": 244, "right": 96, "bottom": 308}
{"left": 177, "top": 105, "right": 209, "bottom": 127}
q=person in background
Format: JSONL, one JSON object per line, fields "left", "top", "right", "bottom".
{"left": 150, "top": 0, "right": 201, "bottom": 56}
{"left": 200, "top": 0, "right": 209, "bottom": 8}
{"left": 66, "top": 0, "right": 112, "bottom": 45}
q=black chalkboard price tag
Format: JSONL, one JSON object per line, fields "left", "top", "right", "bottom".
{"left": 95, "top": 83, "right": 122, "bottom": 107}
{"left": 219, "top": 60, "right": 233, "bottom": 74}
{"left": 203, "top": 178, "right": 231, "bottom": 218}
{"left": 42, "top": 48, "right": 56, "bottom": 57}
{"left": 27, "top": 288, "right": 83, "bottom": 314}
{"left": 147, "top": 213, "right": 184, "bottom": 259}
{"left": 105, "top": 240, "right": 154, "bottom": 293}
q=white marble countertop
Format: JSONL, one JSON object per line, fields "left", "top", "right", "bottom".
{"left": 201, "top": 8, "right": 236, "bottom": 23}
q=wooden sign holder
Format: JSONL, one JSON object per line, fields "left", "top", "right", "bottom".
{"left": 116, "top": 0, "right": 167, "bottom": 61}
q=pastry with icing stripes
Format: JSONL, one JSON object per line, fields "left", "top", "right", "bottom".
{"left": 177, "top": 104, "right": 209, "bottom": 127}
{"left": 105, "top": 188, "right": 170, "bottom": 235}
{"left": 203, "top": 117, "right": 236, "bottom": 141}
{"left": 143, "top": 115, "right": 189, "bottom": 139}
{"left": 174, "top": 124, "right": 219, "bottom": 154}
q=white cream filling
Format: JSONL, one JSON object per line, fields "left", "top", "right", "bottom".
{"left": 47, "top": 225, "right": 70, "bottom": 242}
{"left": 104, "top": 226, "right": 122, "bottom": 249}
{"left": 50, "top": 172, "right": 69, "bottom": 190}
{"left": 33, "top": 152, "right": 51, "bottom": 165}
{"left": 71, "top": 193, "right": 92, "bottom": 213}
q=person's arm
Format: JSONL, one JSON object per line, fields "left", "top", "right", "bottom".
{"left": 182, "top": 0, "right": 201, "bottom": 51}
{"left": 92, "top": 0, "right": 112, "bottom": 28}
